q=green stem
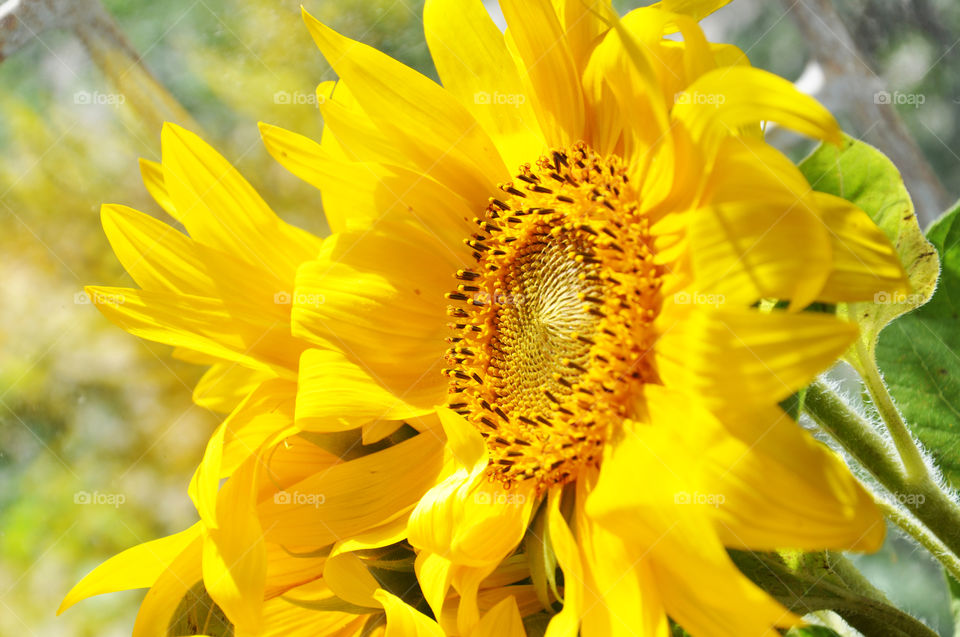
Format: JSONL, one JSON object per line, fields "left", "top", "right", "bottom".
{"left": 855, "top": 340, "right": 929, "bottom": 481}
{"left": 876, "top": 497, "right": 960, "bottom": 583}
{"left": 806, "top": 381, "right": 960, "bottom": 569}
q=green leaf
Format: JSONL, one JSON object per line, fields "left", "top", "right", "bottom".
{"left": 875, "top": 201, "right": 960, "bottom": 487}
{"left": 798, "top": 134, "right": 939, "bottom": 358}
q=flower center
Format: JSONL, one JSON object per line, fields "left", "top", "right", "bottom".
{"left": 443, "top": 143, "right": 662, "bottom": 493}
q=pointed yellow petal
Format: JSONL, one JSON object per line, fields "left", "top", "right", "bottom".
{"left": 132, "top": 532, "right": 204, "bottom": 636}
{"left": 475, "top": 596, "right": 526, "bottom": 637}
{"left": 58, "top": 523, "right": 201, "bottom": 614}
{"left": 301, "top": 9, "right": 506, "bottom": 206}
{"left": 296, "top": 348, "right": 433, "bottom": 432}
{"left": 202, "top": 460, "right": 267, "bottom": 631}
{"left": 84, "top": 286, "right": 302, "bottom": 374}
{"left": 160, "top": 123, "right": 321, "bottom": 280}
{"left": 138, "top": 157, "right": 179, "bottom": 220}
{"left": 500, "top": 0, "right": 585, "bottom": 146}
{"left": 813, "top": 192, "right": 911, "bottom": 302}
{"left": 259, "top": 433, "right": 446, "bottom": 549}
{"left": 416, "top": 551, "right": 453, "bottom": 622}
{"left": 652, "top": 0, "right": 733, "bottom": 21}
{"left": 684, "top": 195, "right": 831, "bottom": 309}
{"left": 193, "top": 363, "right": 272, "bottom": 413}
{"left": 543, "top": 489, "right": 582, "bottom": 637}
{"left": 323, "top": 552, "right": 381, "bottom": 609}
{"left": 408, "top": 463, "right": 536, "bottom": 568}
{"left": 375, "top": 589, "right": 445, "bottom": 637}
{"left": 673, "top": 66, "right": 841, "bottom": 159}
{"left": 705, "top": 403, "right": 885, "bottom": 552}
{"left": 424, "top": 0, "right": 544, "bottom": 170}
{"left": 657, "top": 306, "right": 858, "bottom": 410}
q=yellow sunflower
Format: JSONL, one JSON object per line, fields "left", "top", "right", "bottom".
{"left": 248, "top": 0, "right": 911, "bottom": 635}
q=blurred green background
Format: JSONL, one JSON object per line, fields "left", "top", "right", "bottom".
{"left": 0, "top": 0, "right": 957, "bottom": 635}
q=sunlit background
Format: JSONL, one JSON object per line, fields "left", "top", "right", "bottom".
{"left": 2, "top": 0, "right": 958, "bottom": 634}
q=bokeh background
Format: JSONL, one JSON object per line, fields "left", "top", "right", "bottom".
{"left": 1, "top": 0, "right": 957, "bottom": 635}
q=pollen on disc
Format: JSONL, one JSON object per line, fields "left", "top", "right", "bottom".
{"left": 442, "top": 143, "right": 663, "bottom": 494}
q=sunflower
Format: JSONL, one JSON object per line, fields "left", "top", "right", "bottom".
{"left": 254, "top": 0, "right": 911, "bottom": 635}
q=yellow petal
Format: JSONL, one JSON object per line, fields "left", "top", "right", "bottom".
{"left": 813, "top": 192, "right": 911, "bottom": 302}
{"left": 704, "top": 403, "right": 885, "bottom": 552}
{"left": 657, "top": 306, "right": 858, "bottom": 411}
{"left": 239, "top": 579, "right": 364, "bottom": 637}
{"left": 475, "top": 595, "right": 526, "bottom": 637}
{"left": 301, "top": 9, "right": 506, "bottom": 207}
{"left": 296, "top": 348, "right": 433, "bottom": 432}
{"left": 58, "top": 523, "right": 201, "bottom": 614}
{"left": 193, "top": 363, "right": 272, "bottom": 413}
{"left": 424, "top": 0, "right": 544, "bottom": 170}
{"left": 500, "top": 0, "right": 585, "bottom": 146}
{"left": 651, "top": 0, "right": 733, "bottom": 22}
{"left": 673, "top": 66, "right": 842, "bottom": 159}
{"left": 375, "top": 589, "right": 445, "bottom": 637}
{"left": 259, "top": 433, "right": 446, "bottom": 549}
{"left": 543, "top": 488, "right": 582, "bottom": 637}
{"left": 133, "top": 532, "right": 204, "bottom": 636}
{"left": 416, "top": 551, "right": 453, "bottom": 621}
{"left": 202, "top": 460, "right": 267, "bottom": 630}
{"left": 683, "top": 195, "right": 831, "bottom": 309}
{"left": 587, "top": 409, "right": 798, "bottom": 637}
{"left": 577, "top": 479, "right": 669, "bottom": 637}
{"left": 408, "top": 464, "right": 536, "bottom": 568}
{"left": 259, "top": 122, "right": 474, "bottom": 244}
{"left": 138, "top": 157, "right": 178, "bottom": 220}
{"left": 323, "top": 552, "right": 381, "bottom": 609}
{"left": 84, "top": 286, "right": 302, "bottom": 375}
{"left": 160, "top": 123, "right": 321, "bottom": 281}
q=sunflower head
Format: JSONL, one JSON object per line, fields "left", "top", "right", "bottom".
{"left": 445, "top": 142, "right": 662, "bottom": 493}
